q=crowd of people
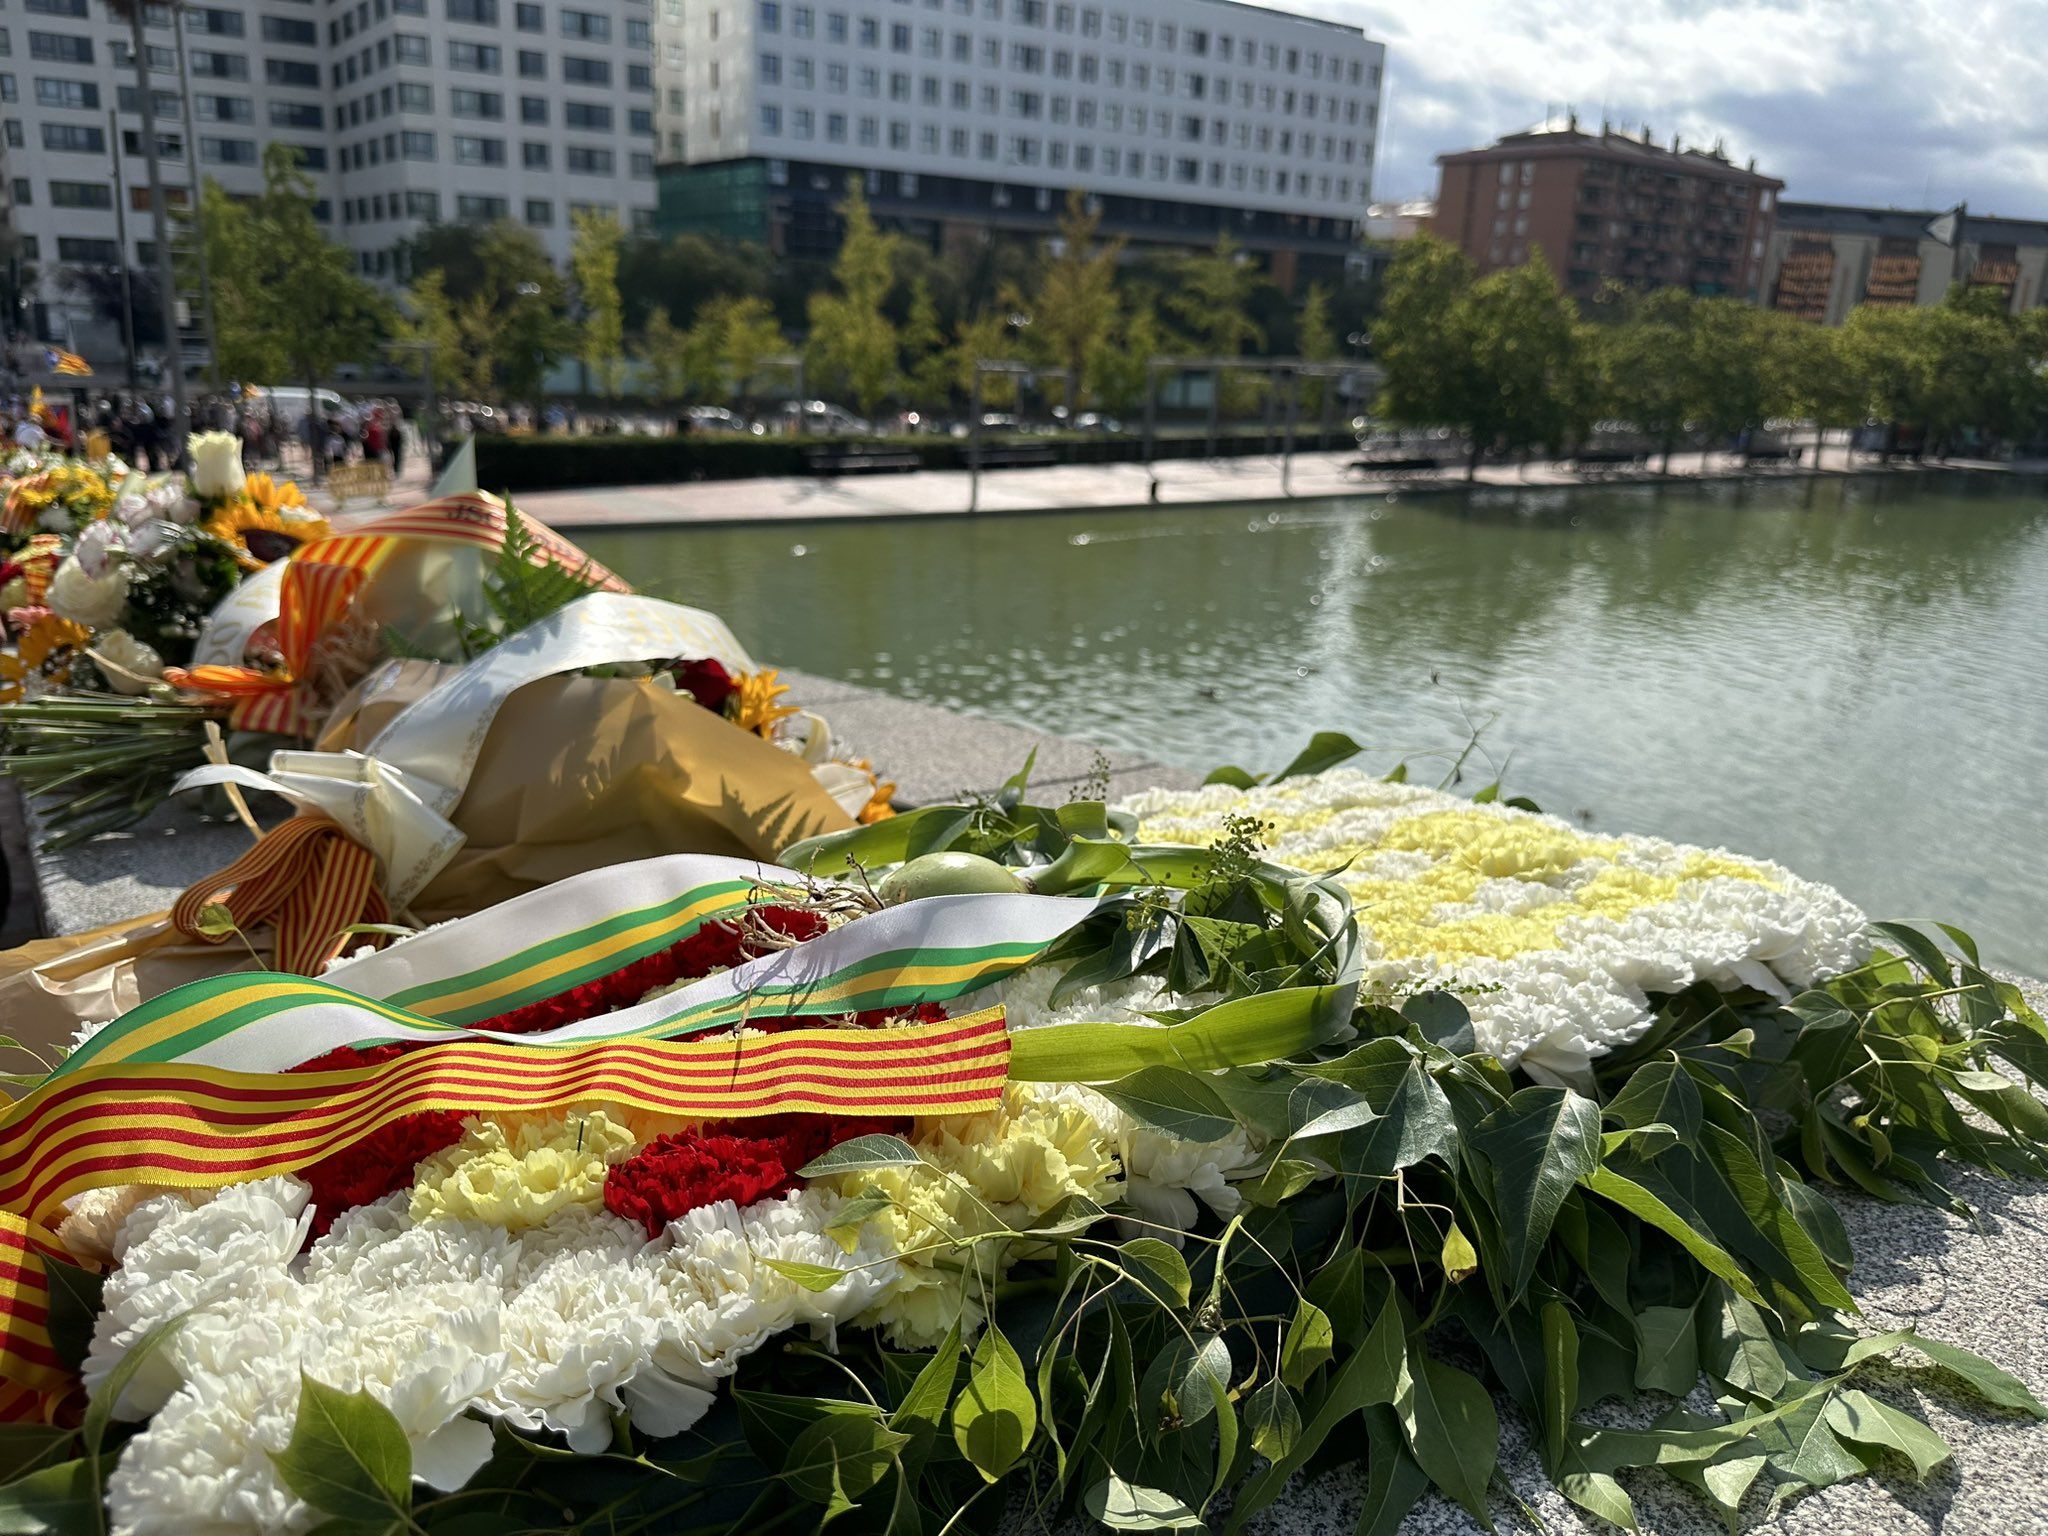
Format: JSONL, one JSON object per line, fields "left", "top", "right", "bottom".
{"left": 0, "top": 387, "right": 420, "bottom": 480}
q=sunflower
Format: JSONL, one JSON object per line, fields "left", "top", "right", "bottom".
{"left": 728, "top": 666, "right": 803, "bottom": 738}
{"left": 244, "top": 472, "right": 308, "bottom": 517}
{"left": 21, "top": 613, "right": 88, "bottom": 667}
{"left": 202, "top": 500, "right": 333, "bottom": 571}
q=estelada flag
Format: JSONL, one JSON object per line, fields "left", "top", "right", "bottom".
{"left": 42, "top": 348, "right": 91, "bottom": 377}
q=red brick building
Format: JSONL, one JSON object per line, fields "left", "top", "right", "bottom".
{"left": 1430, "top": 119, "right": 1783, "bottom": 304}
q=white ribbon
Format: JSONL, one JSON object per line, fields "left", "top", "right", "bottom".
{"left": 175, "top": 592, "right": 819, "bottom": 907}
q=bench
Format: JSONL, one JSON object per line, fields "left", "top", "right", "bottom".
{"left": 972, "top": 444, "right": 1058, "bottom": 468}
{"left": 1346, "top": 455, "right": 1441, "bottom": 479}
{"left": 803, "top": 448, "right": 923, "bottom": 476}
{"left": 1569, "top": 449, "right": 1649, "bottom": 473}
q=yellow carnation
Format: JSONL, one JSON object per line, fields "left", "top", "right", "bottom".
{"left": 409, "top": 1111, "right": 638, "bottom": 1232}
{"left": 826, "top": 1084, "right": 1121, "bottom": 1349}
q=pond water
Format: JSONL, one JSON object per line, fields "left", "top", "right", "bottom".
{"left": 573, "top": 473, "right": 2048, "bottom": 977}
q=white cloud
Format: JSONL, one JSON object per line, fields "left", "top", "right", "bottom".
{"left": 1237, "top": 0, "right": 2048, "bottom": 215}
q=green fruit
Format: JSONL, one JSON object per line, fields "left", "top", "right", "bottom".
{"left": 875, "top": 851, "right": 1029, "bottom": 904}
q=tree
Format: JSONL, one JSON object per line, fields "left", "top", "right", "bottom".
{"left": 1458, "top": 255, "right": 1586, "bottom": 473}
{"left": 1016, "top": 191, "right": 1124, "bottom": 412}
{"left": 1372, "top": 233, "right": 1479, "bottom": 435}
{"left": 397, "top": 269, "right": 481, "bottom": 400}
{"left": 637, "top": 306, "right": 687, "bottom": 405}
{"left": 1088, "top": 299, "right": 1166, "bottom": 417}
{"left": 616, "top": 233, "right": 770, "bottom": 333}
{"left": 948, "top": 310, "right": 1020, "bottom": 410}
{"left": 569, "top": 209, "right": 626, "bottom": 397}
{"left": 900, "top": 278, "right": 953, "bottom": 407}
{"left": 804, "top": 183, "right": 902, "bottom": 416}
{"left": 201, "top": 146, "right": 389, "bottom": 456}
{"left": 1296, "top": 281, "right": 1338, "bottom": 414}
{"left": 684, "top": 294, "right": 785, "bottom": 404}
{"left": 408, "top": 221, "right": 573, "bottom": 408}
{"left": 1165, "top": 232, "right": 1263, "bottom": 357}
{"left": 1588, "top": 288, "right": 1694, "bottom": 471}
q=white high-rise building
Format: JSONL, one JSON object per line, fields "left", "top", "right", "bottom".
{"left": 0, "top": 0, "right": 658, "bottom": 363}
{"left": 652, "top": 0, "right": 1383, "bottom": 277}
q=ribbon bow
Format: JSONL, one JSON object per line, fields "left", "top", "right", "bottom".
{"left": 172, "top": 814, "right": 390, "bottom": 974}
{"left": 166, "top": 493, "right": 630, "bottom": 737}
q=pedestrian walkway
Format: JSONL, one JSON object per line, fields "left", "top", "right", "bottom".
{"left": 500, "top": 438, "right": 2000, "bottom": 531}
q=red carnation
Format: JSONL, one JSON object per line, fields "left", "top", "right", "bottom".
{"left": 603, "top": 1113, "right": 904, "bottom": 1237}
{"left": 471, "top": 906, "right": 829, "bottom": 1036}
{"left": 668, "top": 656, "right": 739, "bottom": 713}
{"left": 294, "top": 1110, "right": 467, "bottom": 1238}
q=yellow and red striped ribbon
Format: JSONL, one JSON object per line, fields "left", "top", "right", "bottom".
{"left": 168, "top": 493, "right": 630, "bottom": 736}
{"left": 0, "top": 1007, "right": 1011, "bottom": 1401}
{"left": 170, "top": 815, "right": 388, "bottom": 975}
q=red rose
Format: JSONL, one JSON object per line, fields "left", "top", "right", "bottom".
{"left": 668, "top": 656, "right": 738, "bottom": 713}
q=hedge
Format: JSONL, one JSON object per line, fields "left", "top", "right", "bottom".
{"left": 472, "top": 428, "right": 1358, "bottom": 493}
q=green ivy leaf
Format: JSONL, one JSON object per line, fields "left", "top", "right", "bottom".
{"left": 1824, "top": 1390, "right": 1952, "bottom": 1480}
{"left": 268, "top": 1372, "right": 413, "bottom": 1523}
{"left": 1396, "top": 1355, "right": 1500, "bottom": 1526}
{"left": 1472, "top": 1086, "right": 1605, "bottom": 1300}
{"left": 950, "top": 1326, "right": 1035, "bottom": 1482}
{"left": 1243, "top": 1378, "right": 1300, "bottom": 1462}
{"left": 1098, "top": 1065, "right": 1238, "bottom": 1144}
{"left": 1119, "top": 1238, "right": 1192, "bottom": 1310}
{"left": 762, "top": 1257, "right": 855, "bottom": 1293}
{"left": 780, "top": 1411, "right": 909, "bottom": 1508}
{"left": 193, "top": 902, "right": 240, "bottom": 940}
{"left": 1139, "top": 1331, "right": 1232, "bottom": 1431}
{"left": 1633, "top": 1302, "right": 1701, "bottom": 1397}
{"left": 1280, "top": 1298, "right": 1334, "bottom": 1389}
{"left": 1080, "top": 1473, "right": 1206, "bottom": 1530}
{"left": 796, "top": 1134, "right": 924, "bottom": 1178}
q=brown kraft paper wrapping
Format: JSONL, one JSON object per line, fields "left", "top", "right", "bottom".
{"left": 0, "top": 663, "right": 858, "bottom": 1053}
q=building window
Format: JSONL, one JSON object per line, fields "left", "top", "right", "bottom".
{"left": 48, "top": 180, "right": 109, "bottom": 209}
{"left": 519, "top": 94, "right": 545, "bottom": 122}
{"left": 27, "top": 32, "right": 93, "bottom": 63}
{"left": 457, "top": 193, "right": 509, "bottom": 219}
{"left": 516, "top": 1, "right": 543, "bottom": 28}
{"left": 401, "top": 128, "right": 436, "bottom": 158}
{"left": 271, "top": 100, "right": 322, "bottom": 128}
{"left": 266, "top": 57, "right": 318, "bottom": 85}
{"left": 561, "top": 8, "right": 609, "bottom": 40}
{"left": 565, "top": 145, "right": 612, "bottom": 173}
{"left": 760, "top": 51, "right": 780, "bottom": 83}
{"left": 524, "top": 196, "right": 554, "bottom": 224}
{"left": 518, "top": 49, "right": 546, "bottom": 77}
{"left": 190, "top": 7, "right": 243, "bottom": 36}
{"left": 446, "top": 0, "right": 497, "bottom": 22}
{"left": 561, "top": 55, "right": 608, "bottom": 83}
{"left": 39, "top": 120, "right": 102, "bottom": 151}
{"left": 448, "top": 41, "right": 501, "bottom": 71}
{"left": 760, "top": 101, "right": 780, "bottom": 133}
{"left": 32, "top": 76, "right": 96, "bottom": 109}
{"left": 452, "top": 87, "right": 502, "bottom": 117}
{"left": 564, "top": 100, "right": 610, "bottom": 129}
{"left": 396, "top": 33, "right": 430, "bottom": 64}
{"left": 406, "top": 189, "right": 441, "bottom": 219}
{"left": 522, "top": 139, "right": 549, "bottom": 167}
{"left": 453, "top": 133, "right": 504, "bottom": 164}
{"left": 57, "top": 236, "right": 120, "bottom": 263}
{"left": 758, "top": 0, "right": 780, "bottom": 31}
{"left": 200, "top": 135, "right": 257, "bottom": 163}
{"left": 262, "top": 16, "right": 316, "bottom": 44}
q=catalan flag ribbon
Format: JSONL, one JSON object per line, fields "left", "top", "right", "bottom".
{"left": 66, "top": 860, "right": 1094, "bottom": 1077}
{"left": 0, "top": 1009, "right": 1012, "bottom": 1397}
{"left": 168, "top": 492, "right": 631, "bottom": 737}
{"left": 42, "top": 348, "right": 91, "bottom": 378}
{"left": 169, "top": 813, "right": 389, "bottom": 977}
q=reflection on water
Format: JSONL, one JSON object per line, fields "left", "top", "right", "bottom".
{"left": 575, "top": 474, "right": 2048, "bottom": 976}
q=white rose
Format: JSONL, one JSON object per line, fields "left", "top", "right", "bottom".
{"left": 187, "top": 430, "right": 245, "bottom": 500}
{"left": 92, "top": 629, "right": 164, "bottom": 694}
{"left": 46, "top": 556, "right": 130, "bottom": 631}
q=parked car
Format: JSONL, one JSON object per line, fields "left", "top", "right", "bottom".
{"left": 770, "top": 399, "right": 873, "bottom": 436}
{"left": 684, "top": 405, "right": 748, "bottom": 433}
{"left": 1072, "top": 412, "right": 1124, "bottom": 434}
{"left": 249, "top": 385, "right": 352, "bottom": 428}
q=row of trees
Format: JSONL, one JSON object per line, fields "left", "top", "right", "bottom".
{"left": 188, "top": 155, "right": 2048, "bottom": 457}
{"left": 1373, "top": 233, "right": 2048, "bottom": 475}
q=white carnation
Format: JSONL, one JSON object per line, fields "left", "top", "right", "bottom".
{"left": 45, "top": 554, "right": 129, "bottom": 630}
{"left": 91, "top": 629, "right": 164, "bottom": 695}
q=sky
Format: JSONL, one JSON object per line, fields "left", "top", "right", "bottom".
{"left": 1246, "top": 0, "right": 2048, "bottom": 216}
